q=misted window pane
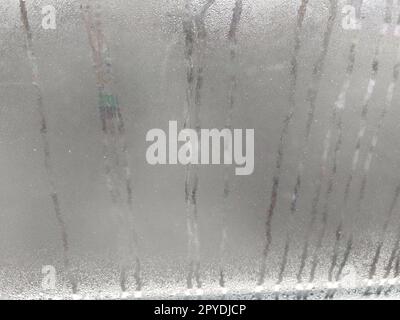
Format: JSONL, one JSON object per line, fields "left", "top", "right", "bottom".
{"left": 0, "top": 0, "right": 400, "bottom": 300}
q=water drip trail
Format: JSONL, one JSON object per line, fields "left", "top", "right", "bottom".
{"left": 18, "top": 0, "right": 74, "bottom": 293}
{"left": 304, "top": 1, "right": 363, "bottom": 289}
{"left": 353, "top": 21, "right": 400, "bottom": 294}
{"left": 276, "top": 0, "right": 338, "bottom": 285}
{"left": 387, "top": 231, "right": 400, "bottom": 276}
{"left": 81, "top": 0, "right": 141, "bottom": 293}
{"left": 258, "top": 0, "right": 310, "bottom": 287}
{"left": 92, "top": 3, "right": 142, "bottom": 292}
{"left": 296, "top": 107, "right": 333, "bottom": 284}
{"left": 182, "top": 0, "right": 215, "bottom": 291}
{"left": 218, "top": 0, "right": 243, "bottom": 291}
{"left": 364, "top": 184, "right": 400, "bottom": 295}
{"left": 379, "top": 226, "right": 400, "bottom": 295}
{"left": 380, "top": 186, "right": 400, "bottom": 294}
{"left": 331, "top": 0, "right": 394, "bottom": 285}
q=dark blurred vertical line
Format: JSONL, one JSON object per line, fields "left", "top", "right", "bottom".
{"left": 332, "top": 0, "right": 394, "bottom": 286}
{"left": 296, "top": 105, "right": 333, "bottom": 284}
{"left": 276, "top": 0, "right": 338, "bottom": 286}
{"left": 364, "top": 184, "right": 400, "bottom": 295}
{"left": 258, "top": 0, "right": 310, "bottom": 288}
{"left": 378, "top": 230, "right": 400, "bottom": 295}
{"left": 309, "top": 0, "right": 364, "bottom": 286}
{"left": 182, "top": 0, "right": 215, "bottom": 291}
{"left": 92, "top": 3, "right": 142, "bottom": 292}
{"left": 357, "top": 30, "right": 400, "bottom": 291}
{"left": 218, "top": 0, "right": 243, "bottom": 291}
{"left": 81, "top": 0, "right": 141, "bottom": 294}
{"left": 344, "top": 6, "right": 400, "bottom": 287}
{"left": 182, "top": 0, "right": 196, "bottom": 291}
{"left": 384, "top": 228, "right": 400, "bottom": 277}
{"left": 380, "top": 228, "right": 400, "bottom": 295}
{"left": 18, "top": 0, "right": 74, "bottom": 293}
{"left": 382, "top": 193, "right": 400, "bottom": 291}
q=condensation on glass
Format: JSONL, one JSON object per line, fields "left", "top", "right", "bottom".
{"left": 0, "top": 0, "right": 400, "bottom": 299}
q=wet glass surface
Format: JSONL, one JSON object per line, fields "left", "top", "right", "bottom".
{"left": 1, "top": 0, "right": 400, "bottom": 299}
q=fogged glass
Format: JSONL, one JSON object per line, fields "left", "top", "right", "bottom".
{"left": 1, "top": 0, "right": 400, "bottom": 299}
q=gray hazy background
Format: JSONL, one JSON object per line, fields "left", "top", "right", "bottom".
{"left": 1, "top": 0, "right": 400, "bottom": 297}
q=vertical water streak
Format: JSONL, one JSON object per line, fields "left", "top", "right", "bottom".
{"left": 182, "top": 1, "right": 196, "bottom": 290}
{"left": 276, "top": 0, "right": 337, "bottom": 285}
{"left": 355, "top": 27, "right": 400, "bottom": 290}
{"left": 218, "top": 0, "right": 243, "bottom": 290}
{"left": 380, "top": 225, "right": 400, "bottom": 295}
{"left": 332, "top": 0, "right": 393, "bottom": 283}
{"left": 366, "top": 184, "right": 400, "bottom": 292}
{"left": 19, "top": 0, "right": 73, "bottom": 292}
{"left": 182, "top": 0, "right": 215, "bottom": 290}
{"left": 296, "top": 112, "right": 333, "bottom": 283}
{"left": 258, "top": 0, "right": 310, "bottom": 287}
{"left": 81, "top": 0, "right": 140, "bottom": 293}
{"left": 92, "top": 2, "right": 142, "bottom": 292}
{"left": 383, "top": 226, "right": 400, "bottom": 280}
{"left": 308, "top": 0, "right": 362, "bottom": 286}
